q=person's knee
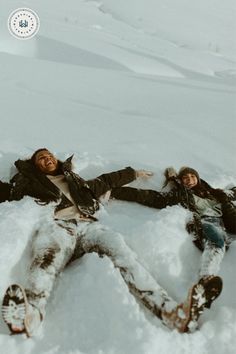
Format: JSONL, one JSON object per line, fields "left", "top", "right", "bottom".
{"left": 202, "top": 223, "right": 225, "bottom": 248}
{"left": 30, "top": 247, "right": 61, "bottom": 270}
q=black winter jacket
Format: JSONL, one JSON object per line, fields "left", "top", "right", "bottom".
{"left": 111, "top": 180, "right": 236, "bottom": 250}
{"left": 0, "top": 181, "right": 11, "bottom": 203}
{"left": 10, "top": 157, "right": 136, "bottom": 218}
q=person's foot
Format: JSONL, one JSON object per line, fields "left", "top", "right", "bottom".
{"left": 2, "top": 284, "right": 42, "bottom": 337}
{"left": 198, "top": 275, "right": 223, "bottom": 309}
{"left": 161, "top": 275, "right": 223, "bottom": 333}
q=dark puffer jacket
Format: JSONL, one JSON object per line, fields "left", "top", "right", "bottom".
{"left": 10, "top": 156, "right": 136, "bottom": 218}
{"left": 111, "top": 180, "right": 236, "bottom": 250}
{"left": 0, "top": 181, "right": 12, "bottom": 203}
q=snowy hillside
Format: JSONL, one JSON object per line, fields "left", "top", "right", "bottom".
{"left": 0, "top": 1, "right": 236, "bottom": 353}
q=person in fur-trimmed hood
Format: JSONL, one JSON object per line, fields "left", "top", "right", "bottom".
{"left": 111, "top": 166, "right": 236, "bottom": 313}
{"left": 3, "top": 150, "right": 211, "bottom": 337}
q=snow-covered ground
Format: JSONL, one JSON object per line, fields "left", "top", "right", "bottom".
{"left": 0, "top": 1, "right": 236, "bottom": 353}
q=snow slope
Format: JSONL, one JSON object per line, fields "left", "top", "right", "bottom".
{"left": 0, "top": 0, "right": 236, "bottom": 353}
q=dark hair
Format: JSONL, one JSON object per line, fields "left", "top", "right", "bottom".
{"left": 178, "top": 167, "right": 200, "bottom": 182}
{"left": 31, "top": 148, "right": 49, "bottom": 165}
{"left": 165, "top": 166, "right": 229, "bottom": 203}
{"left": 192, "top": 180, "right": 229, "bottom": 202}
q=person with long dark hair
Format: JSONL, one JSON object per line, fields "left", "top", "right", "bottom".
{"left": 111, "top": 166, "right": 236, "bottom": 310}
{"left": 2, "top": 152, "right": 218, "bottom": 337}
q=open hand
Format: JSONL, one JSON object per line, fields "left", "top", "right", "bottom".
{"left": 136, "top": 170, "right": 154, "bottom": 178}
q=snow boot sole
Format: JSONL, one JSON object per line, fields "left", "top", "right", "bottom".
{"left": 199, "top": 275, "right": 223, "bottom": 309}
{"left": 161, "top": 275, "right": 223, "bottom": 333}
{"left": 182, "top": 275, "right": 223, "bottom": 332}
{"left": 2, "top": 284, "right": 41, "bottom": 337}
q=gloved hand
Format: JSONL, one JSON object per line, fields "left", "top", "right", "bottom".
{"left": 136, "top": 170, "right": 153, "bottom": 178}
{"left": 162, "top": 167, "right": 178, "bottom": 188}
{"left": 164, "top": 167, "right": 177, "bottom": 180}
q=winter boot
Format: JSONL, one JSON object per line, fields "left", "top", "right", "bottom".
{"left": 2, "top": 284, "right": 42, "bottom": 337}
{"left": 198, "top": 275, "right": 223, "bottom": 309}
{"left": 161, "top": 275, "right": 222, "bottom": 333}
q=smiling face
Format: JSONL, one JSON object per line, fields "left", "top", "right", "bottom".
{"left": 181, "top": 173, "right": 198, "bottom": 189}
{"left": 34, "top": 149, "right": 58, "bottom": 174}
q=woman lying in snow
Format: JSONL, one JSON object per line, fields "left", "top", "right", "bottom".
{"left": 111, "top": 166, "right": 236, "bottom": 305}
{"left": 0, "top": 157, "right": 222, "bottom": 337}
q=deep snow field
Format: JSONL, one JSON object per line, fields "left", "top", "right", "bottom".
{"left": 0, "top": 1, "right": 236, "bottom": 353}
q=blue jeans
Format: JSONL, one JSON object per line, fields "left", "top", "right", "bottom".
{"left": 201, "top": 216, "right": 226, "bottom": 248}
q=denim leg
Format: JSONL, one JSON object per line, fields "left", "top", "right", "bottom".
{"left": 199, "top": 240, "right": 225, "bottom": 278}
{"left": 199, "top": 217, "right": 226, "bottom": 278}
{"left": 201, "top": 217, "right": 226, "bottom": 248}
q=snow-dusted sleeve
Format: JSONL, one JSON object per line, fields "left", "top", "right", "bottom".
{"left": 86, "top": 167, "right": 136, "bottom": 198}
{"left": 0, "top": 181, "right": 12, "bottom": 202}
{"left": 111, "top": 186, "right": 180, "bottom": 209}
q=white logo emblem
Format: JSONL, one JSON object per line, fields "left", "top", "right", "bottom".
{"left": 8, "top": 8, "right": 40, "bottom": 40}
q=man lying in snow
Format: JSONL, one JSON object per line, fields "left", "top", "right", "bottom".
{"left": 111, "top": 166, "right": 236, "bottom": 318}
{"left": 0, "top": 153, "right": 222, "bottom": 336}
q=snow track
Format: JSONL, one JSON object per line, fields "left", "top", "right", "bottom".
{"left": 0, "top": 0, "right": 235, "bottom": 353}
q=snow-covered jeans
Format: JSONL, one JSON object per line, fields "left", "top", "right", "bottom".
{"left": 26, "top": 216, "right": 177, "bottom": 319}
{"left": 199, "top": 216, "right": 226, "bottom": 278}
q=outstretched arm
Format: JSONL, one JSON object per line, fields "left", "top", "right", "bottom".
{"left": 111, "top": 186, "right": 180, "bottom": 209}
{"left": 86, "top": 167, "right": 153, "bottom": 199}
{"left": 86, "top": 167, "right": 136, "bottom": 198}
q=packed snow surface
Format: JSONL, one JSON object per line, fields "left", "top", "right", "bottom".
{"left": 0, "top": 0, "right": 236, "bottom": 353}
